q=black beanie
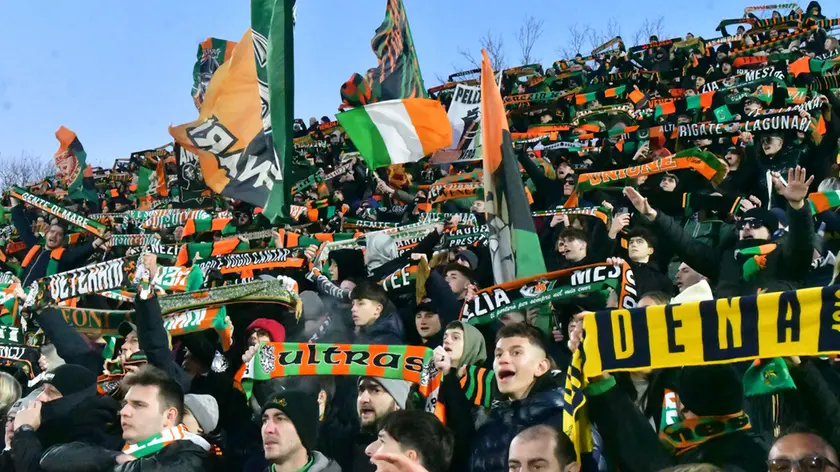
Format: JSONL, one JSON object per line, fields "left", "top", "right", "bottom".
{"left": 678, "top": 365, "right": 744, "bottom": 416}
{"left": 261, "top": 390, "right": 319, "bottom": 451}
{"left": 47, "top": 364, "right": 97, "bottom": 396}
{"left": 743, "top": 208, "right": 779, "bottom": 232}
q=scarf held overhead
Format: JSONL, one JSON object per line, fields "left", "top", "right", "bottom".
{"left": 459, "top": 262, "right": 638, "bottom": 325}
{"left": 581, "top": 284, "right": 840, "bottom": 378}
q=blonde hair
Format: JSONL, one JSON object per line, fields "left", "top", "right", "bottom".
{"left": 0, "top": 372, "right": 22, "bottom": 418}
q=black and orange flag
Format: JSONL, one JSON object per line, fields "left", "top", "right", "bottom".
{"left": 480, "top": 50, "right": 546, "bottom": 284}
{"left": 340, "top": 0, "right": 428, "bottom": 108}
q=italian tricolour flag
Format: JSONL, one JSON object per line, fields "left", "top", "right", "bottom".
{"left": 337, "top": 98, "right": 452, "bottom": 170}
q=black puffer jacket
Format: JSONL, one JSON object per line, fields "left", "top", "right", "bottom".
{"left": 648, "top": 203, "right": 814, "bottom": 297}
{"left": 468, "top": 374, "right": 565, "bottom": 472}
{"left": 11, "top": 388, "right": 121, "bottom": 472}
{"left": 39, "top": 439, "right": 209, "bottom": 472}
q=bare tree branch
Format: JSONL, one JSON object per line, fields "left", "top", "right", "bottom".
{"left": 587, "top": 17, "right": 622, "bottom": 52}
{"left": 631, "top": 17, "right": 667, "bottom": 47}
{"left": 457, "top": 31, "right": 507, "bottom": 72}
{"left": 0, "top": 152, "right": 54, "bottom": 190}
{"left": 515, "top": 15, "right": 545, "bottom": 65}
{"left": 557, "top": 23, "right": 592, "bottom": 59}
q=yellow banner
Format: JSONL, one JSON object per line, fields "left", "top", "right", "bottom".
{"left": 582, "top": 285, "right": 840, "bottom": 378}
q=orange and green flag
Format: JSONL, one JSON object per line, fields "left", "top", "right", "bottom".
{"left": 169, "top": 29, "right": 286, "bottom": 221}
{"left": 54, "top": 127, "right": 96, "bottom": 202}
{"left": 480, "top": 50, "right": 546, "bottom": 283}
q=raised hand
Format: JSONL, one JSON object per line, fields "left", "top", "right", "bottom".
{"left": 773, "top": 166, "right": 814, "bottom": 210}
{"left": 623, "top": 187, "right": 657, "bottom": 221}
{"left": 608, "top": 213, "right": 630, "bottom": 239}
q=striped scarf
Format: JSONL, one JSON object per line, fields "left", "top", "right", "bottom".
{"left": 122, "top": 424, "right": 209, "bottom": 459}
{"left": 737, "top": 244, "right": 777, "bottom": 281}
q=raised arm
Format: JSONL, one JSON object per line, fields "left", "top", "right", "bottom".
{"left": 10, "top": 205, "right": 38, "bottom": 248}
{"left": 624, "top": 187, "right": 721, "bottom": 280}
{"left": 775, "top": 167, "right": 816, "bottom": 277}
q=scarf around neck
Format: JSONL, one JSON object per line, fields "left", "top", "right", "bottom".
{"left": 122, "top": 424, "right": 209, "bottom": 459}
{"left": 735, "top": 242, "right": 777, "bottom": 281}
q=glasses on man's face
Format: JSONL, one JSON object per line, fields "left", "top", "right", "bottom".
{"left": 767, "top": 456, "right": 840, "bottom": 472}
{"left": 737, "top": 218, "right": 765, "bottom": 231}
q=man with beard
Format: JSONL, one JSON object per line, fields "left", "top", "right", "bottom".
{"left": 10, "top": 364, "right": 122, "bottom": 471}
{"left": 768, "top": 430, "right": 839, "bottom": 471}
{"left": 9, "top": 198, "right": 112, "bottom": 287}
{"left": 326, "top": 376, "right": 410, "bottom": 472}
{"left": 260, "top": 391, "right": 340, "bottom": 472}
{"left": 624, "top": 166, "right": 815, "bottom": 297}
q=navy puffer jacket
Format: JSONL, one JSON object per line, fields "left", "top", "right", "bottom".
{"left": 468, "top": 374, "right": 565, "bottom": 472}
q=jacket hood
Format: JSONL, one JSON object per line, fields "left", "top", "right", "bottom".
{"left": 329, "top": 248, "right": 366, "bottom": 282}
{"left": 39, "top": 390, "right": 121, "bottom": 449}
{"left": 456, "top": 323, "right": 487, "bottom": 370}
{"left": 365, "top": 233, "right": 398, "bottom": 271}
{"left": 671, "top": 279, "right": 714, "bottom": 304}
{"left": 310, "top": 450, "right": 342, "bottom": 472}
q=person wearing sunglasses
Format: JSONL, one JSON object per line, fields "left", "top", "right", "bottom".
{"left": 768, "top": 431, "right": 839, "bottom": 472}
{"left": 624, "top": 166, "right": 815, "bottom": 298}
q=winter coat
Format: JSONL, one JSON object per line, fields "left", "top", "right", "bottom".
{"left": 312, "top": 275, "right": 404, "bottom": 344}
{"left": 468, "top": 374, "right": 566, "bottom": 472}
{"left": 262, "top": 451, "right": 342, "bottom": 472}
{"left": 35, "top": 307, "right": 103, "bottom": 375}
{"left": 321, "top": 423, "right": 374, "bottom": 472}
{"left": 11, "top": 388, "right": 122, "bottom": 472}
{"left": 648, "top": 203, "right": 814, "bottom": 297}
{"left": 629, "top": 261, "right": 675, "bottom": 297}
{"left": 135, "top": 295, "right": 192, "bottom": 392}
{"left": 38, "top": 438, "right": 210, "bottom": 472}
{"left": 11, "top": 206, "right": 98, "bottom": 287}
{"left": 356, "top": 311, "right": 404, "bottom": 345}
{"left": 588, "top": 380, "right": 768, "bottom": 472}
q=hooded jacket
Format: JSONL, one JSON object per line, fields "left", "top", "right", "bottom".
{"left": 364, "top": 233, "right": 398, "bottom": 272}
{"left": 307, "top": 450, "right": 343, "bottom": 472}
{"left": 329, "top": 249, "right": 366, "bottom": 283}
{"left": 258, "top": 450, "right": 341, "bottom": 472}
{"left": 454, "top": 323, "right": 487, "bottom": 371}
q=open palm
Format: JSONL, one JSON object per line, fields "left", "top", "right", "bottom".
{"left": 773, "top": 166, "right": 813, "bottom": 208}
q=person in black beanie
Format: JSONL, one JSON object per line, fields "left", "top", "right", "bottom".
{"left": 10, "top": 364, "right": 123, "bottom": 471}
{"left": 260, "top": 390, "right": 340, "bottom": 472}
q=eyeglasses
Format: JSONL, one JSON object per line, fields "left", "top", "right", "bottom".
{"left": 767, "top": 456, "right": 840, "bottom": 472}
{"left": 737, "top": 218, "right": 765, "bottom": 230}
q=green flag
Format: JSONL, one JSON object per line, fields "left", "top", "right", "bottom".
{"left": 134, "top": 167, "right": 155, "bottom": 197}
{"left": 251, "top": 0, "right": 294, "bottom": 222}
{"left": 713, "top": 104, "right": 734, "bottom": 123}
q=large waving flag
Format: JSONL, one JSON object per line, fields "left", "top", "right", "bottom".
{"left": 54, "top": 127, "right": 97, "bottom": 203}
{"left": 250, "top": 0, "right": 295, "bottom": 219}
{"left": 480, "top": 50, "right": 546, "bottom": 283}
{"left": 337, "top": 98, "right": 450, "bottom": 170}
{"left": 169, "top": 30, "right": 285, "bottom": 221}
{"left": 192, "top": 37, "right": 238, "bottom": 111}
{"left": 340, "top": 0, "right": 427, "bottom": 108}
